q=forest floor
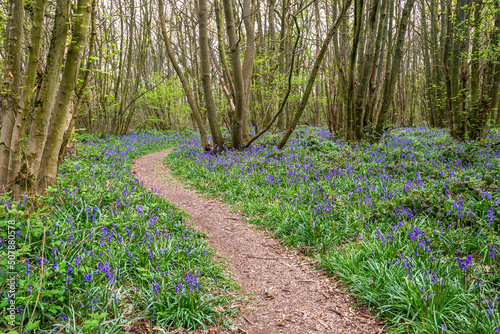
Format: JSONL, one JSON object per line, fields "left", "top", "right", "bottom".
{"left": 132, "top": 149, "right": 384, "bottom": 334}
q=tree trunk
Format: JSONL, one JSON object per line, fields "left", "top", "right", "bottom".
{"left": 0, "top": 0, "right": 24, "bottom": 192}
{"left": 345, "top": 0, "right": 364, "bottom": 140}
{"left": 242, "top": 0, "right": 256, "bottom": 142}
{"left": 277, "top": 0, "right": 289, "bottom": 130}
{"left": 277, "top": 0, "right": 353, "bottom": 149}
{"left": 8, "top": 0, "right": 48, "bottom": 197}
{"left": 199, "top": 0, "right": 224, "bottom": 151}
{"left": 470, "top": 0, "right": 500, "bottom": 139}
{"left": 374, "top": 0, "right": 416, "bottom": 138}
{"left": 35, "top": 0, "right": 92, "bottom": 194}
{"left": 222, "top": 0, "right": 246, "bottom": 149}
{"left": 449, "top": 0, "right": 467, "bottom": 140}
{"left": 158, "top": 0, "right": 209, "bottom": 150}
{"left": 24, "top": 0, "right": 71, "bottom": 186}
{"left": 58, "top": 0, "right": 97, "bottom": 167}
{"left": 313, "top": 0, "right": 321, "bottom": 126}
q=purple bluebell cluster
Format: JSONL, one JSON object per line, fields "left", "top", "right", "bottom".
{"left": 0, "top": 131, "right": 225, "bottom": 331}
{"left": 169, "top": 126, "right": 500, "bottom": 333}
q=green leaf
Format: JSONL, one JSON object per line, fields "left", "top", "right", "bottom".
{"left": 82, "top": 319, "right": 99, "bottom": 331}
{"left": 25, "top": 320, "right": 40, "bottom": 330}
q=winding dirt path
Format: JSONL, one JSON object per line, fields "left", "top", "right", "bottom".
{"left": 132, "top": 149, "right": 383, "bottom": 334}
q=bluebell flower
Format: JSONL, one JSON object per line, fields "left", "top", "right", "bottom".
{"left": 456, "top": 255, "right": 472, "bottom": 271}
{"left": 83, "top": 272, "right": 93, "bottom": 284}
{"left": 489, "top": 246, "right": 497, "bottom": 259}
{"left": 487, "top": 207, "right": 496, "bottom": 226}
{"left": 24, "top": 260, "right": 30, "bottom": 276}
{"left": 175, "top": 278, "right": 183, "bottom": 293}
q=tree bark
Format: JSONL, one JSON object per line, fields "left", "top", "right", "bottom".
{"left": 313, "top": 0, "right": 321, "bottom": 126}
{"left": 277, "top": 0, "right": 289, "bottom": 130}
{"left": 199, "top": 0, "right": 224, "bottom": 151}
{"left": 58, "top": 0, "right": 97, "bottom": 167}
{"left": 8, "top": 0, "right": 48, "bottom": 197}
{"left": 158, "top": 0, "right": 209, "bottom": 150}
{"left": 242, "top": 0, "right": 256, "bottom": 142}
{"left": 222, "top": 0, "right": 246, "bottom": 149}
{"left": 345, "top": 0, "right": 364, "bottom": 140}
{"left": 35, "top": 0, "right": 92, "bottom": 194}
{"left": 0, "top": 0, "right": 24, "bottom": 192}
{"left": 471, "top": 0, "right": 500, "bottom": 139}
{"left": 277, "top": 0, "right": 353, "bottom": 149}
{"left": 24, "top": 0, "right": 71, "bottom": 186}
{"left": 374, "top": 0, "right": 416, "bottom": 138}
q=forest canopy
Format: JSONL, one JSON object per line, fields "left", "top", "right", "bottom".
{"left": 0, "top": 0, "right": 499, "bottom": 195}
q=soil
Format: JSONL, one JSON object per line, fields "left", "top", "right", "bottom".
{"left": 132, "top": 149, "right": 384, "bottom": 334}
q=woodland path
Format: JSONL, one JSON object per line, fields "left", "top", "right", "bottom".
{"left": 132, "top": 149, "right": 383, "bottom": 334}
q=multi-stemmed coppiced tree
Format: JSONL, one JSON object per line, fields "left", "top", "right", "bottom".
{"left": 0, "top": 0, "right": 92, "bottom": 197}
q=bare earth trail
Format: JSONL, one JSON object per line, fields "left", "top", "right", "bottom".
{"left": 132, "top": 149, "right": 383, "bottom": 334}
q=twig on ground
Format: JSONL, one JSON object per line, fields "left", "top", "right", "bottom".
{"left": 56, "top": 322, "right": 70, "bottom": 334}
{"left": 329, "top": 308, "right": 343, "bottom": 316}
{"left": 246, "top": 255, "right": 280, "bottom": 260}
{"left": 243, "top": 315, "right": 254, "bottom": 325}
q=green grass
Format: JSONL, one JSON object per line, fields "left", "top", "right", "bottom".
{"left": 167, "top": 126, "right": 500, "bottom": 333}
{"left": 0, "top": 131, "right": 235, "bottom": 333}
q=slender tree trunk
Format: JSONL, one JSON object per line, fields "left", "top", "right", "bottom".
{"left": 364, "top": 0, "right": 387, "bottom": 128}
{"left": 277, "top": 0, "right": 289, "bottom": 130}
{"left": 450, "top": 0, "right": 467, "bottom": 140}
{"left": 8, "top": 0, "right": 48, "bottom": 197}
{"left": 277, "top": 0, "right": 353, "bottom": 149}
{"left": 58, "top": 0, "right": 97, "bottom": 167}
{"left": 345, "top": 0, "right": 364, "bottom": 140}
{"left": 442, "top": 1, "right": 454, "bottom": 135}
{"left": 214, "top": 0, "right": 235, "bottom": 101}
{"left": 489, "top": 1, "right": 500, "bottom": 129}
{"left": 313, "top": 0, "right": 321, "bottom": 127}
{"left": 209, "top": 45, "right": 235, "bottom": 114}
{"left": 430, "top": 0, "right": 445, "bottom": 127}
{"left": 222, "top": 0, "right": 246, "bottom": 149}
{"left": 469, "top": 0, "right": 482, "bottom": 139}
{"left": 35, "top": 0, "right": 92, "bottom": 194}
{"left": 0, "top": 0, "right": 24, "bottom": 192}
{"left": 471, "top": 0, "right": 500, "bottom": 139}
{"left": 157, "top": 0, "right": 209, "bottom": 150}
{"left": 199, "top": 0, "right": 224, "bottom": 150}
{"left": 374, "top": 0, "right": 416, "bottom": 138}
{"left": 242, "top": 0, "right": 256, "bottom": 142}
{"left": 24, "top": 0, "right": 71, "bottom": 185}
{"left": 421, "top": 0, "right": 435, "bottom": 127}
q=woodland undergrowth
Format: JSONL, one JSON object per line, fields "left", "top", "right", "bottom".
{"left": 0, "top": 131, "right": 234, "bottom": 333}
{"left": 168, "top": 126, "right": 500, "bottom": 333}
